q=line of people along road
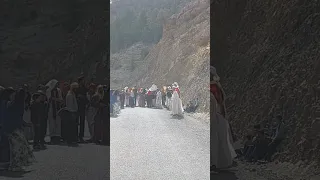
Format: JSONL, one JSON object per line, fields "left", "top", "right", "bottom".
{"left": 110, "top": 82, "right": 188, "bottom": 118}
{"left": 0, "top": 76, "right": 109, "bottom": 172}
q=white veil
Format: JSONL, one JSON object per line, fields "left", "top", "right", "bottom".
{"left": 149, "top": 84, "right": 157, "bottom": 91}
{"left": 45, "top": 79, "right": 58, "bottom": 100}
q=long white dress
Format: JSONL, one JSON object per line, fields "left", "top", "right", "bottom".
{"left": 171, "top": 91, "right": 183, "bottom": 115}
{"left": 211, "top": 93, "right": 236, "bottom": 169}
{"left": 155, "top": 91, "right": 163, "bottom": 109}
{"left": 45, "top": 79, "right": 63, "bottom": 139}
{"left": 47, "top": 88, "right": 63, "bottom": 138}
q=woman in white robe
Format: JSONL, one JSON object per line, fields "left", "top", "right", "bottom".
{"left": 171, "top": 91, "right": 183, "bottom": 116}
{"left": 46, "top": 79, "right": 63, "bottom": 144}
{"left": 86, "top": 84, "right": 97, "bottom": 141}
{"left": 155, "top": 90, "right": 163, "bottom": 109}
{"left": 210, "top": 66, "right": 236, "bottom": 172}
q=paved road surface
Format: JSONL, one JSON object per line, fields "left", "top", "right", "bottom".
{"left": 0, "top": 106, "right": 283, "bottom": 180}
{"left": 110, "top": 107, "right": 210, "bottom": 180}
{"left": 0, "top": 124, "right": 110, "bottom": 180}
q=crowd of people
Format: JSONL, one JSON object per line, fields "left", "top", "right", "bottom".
{"left": 109, "top": 82, "right": 184, "bottom": 117}
{"left": 0, "top": 66, "right": 286, "bottom": 174}
{"left": 0, "top": 76, "right": 109, "bottom": 172}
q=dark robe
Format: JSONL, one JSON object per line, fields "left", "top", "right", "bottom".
{"left": 94, "top": 102, "right": 109, "bottom": 146}
{"left": 30, "top": 101, "right": 46, "bottom": 145}
{"left": 138, "top": 93, "right": 145, "bottom": 107}
{"left": 119, "top": 92, "right": 125, "bottom": 109}
{"left": 0, "top": 100, "right": 10, "bottom": 165}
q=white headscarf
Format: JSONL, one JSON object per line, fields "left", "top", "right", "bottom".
{"left": 172, "top": 82, "right": 179, "bottom": 88}
{"left": 210, "top": 66, "right": 220, "bottom": 82}
{"left": 149, "top": 84, "right": 157, "bottom": 91}
{"left": 210, "top": 66, "right": 227, "bottom": 117}
{"left": 45, "top": 79, "right": 59, "bottom": 99}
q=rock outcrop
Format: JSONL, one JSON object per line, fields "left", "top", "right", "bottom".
{"left": 134, "top": 0, "right": 210, "bottom": 112}
{"left": 0, "top": 0, "right": 109, "bottom": 88}
{"left": 212, "top": 0, "right": 320, "bottom": 164}
{"left": 110, "top": 42, "right": 152, "bottom": 89}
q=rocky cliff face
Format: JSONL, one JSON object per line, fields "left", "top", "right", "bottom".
{"left": 0, "top": 0, "right": 109, "bottom": 88}
{"left": 212, "top": 0, "right": 320, "bottom": 164}
{"left": 110, "top": 42, "right": 152, "bottom": 88}
{"left": 136, "top": 0, "right": 210, "bottom": 112}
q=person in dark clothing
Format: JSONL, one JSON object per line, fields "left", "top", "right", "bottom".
{"left": 166, "top": 89, "right": 172, "bottom": 110}
{"left": 2, "top": 88, "right": 36, "bottom": 171}
{"left": 252, "top": 130, "right": 269, "bottom": 161}
{"left": 132, "top": 87, "right": 138, "bottom": 106}
{"left": 242, "top": 135, "right": 253, "bottom": 156}
{"left": 77, "top": 76, "right": 88, "bottom": 143}
{"left": 245, "top": 130, "right": 268, "bottom": 162}
{"left": 30, "top": 93, "right": 46, "bottom": 150}
{"left": 0, "top": 88, "right": 15, "bottom": 169}
{"left": 37, "top": 85, "right": 49, "bottom": 145}
{"left": 128, "top": 89, "right": 135, "bottom": 108}
{"left": 37, "top": 91, "right": 48, "bottom": 149}
{"left": 265, "top": 115, "right": 286, "bottom": 162}
{"left": 23, "top": 84, "right": 31, "bottom": 111}
{"left": 93, "top": 94, "right": 109, "bottom": 146}
{"left": 119, "top": 90, "right": 125, "bottom": 109}
{"left": 161, "top": 87, "right": 166, "bottom": 107}
{"left": 65, "top": 82, "right": 79, "bottom": 146}
{"left": 146, "top": 90, "right": 152, "bottom": 108}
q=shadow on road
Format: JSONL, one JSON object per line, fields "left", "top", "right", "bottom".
{"left": 170, "top": 115, "right": 184, "bottom": 120}
{"left": 0, "top": 170, "right": 32, "bottom": 178}
{"left": 211, "top": 170, "right": 239, "bottom": 180}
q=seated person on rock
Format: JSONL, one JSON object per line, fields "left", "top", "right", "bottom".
{"left": 184, "top": 99, "right": 199, "bottom": 113}
{"left": 236, "top": 134, "right": 253, "bottom": 158}
{"left": 251, "top": 130, "right": 269, "bottom": 161}
{"left": 242, "top": 134, "right": 253, "bottom": 156}
{"left": 264, "top": 115, "right": 286, "bottom": 162}
{"left": 245, "top": 130, "right": 268, "bottom": 162}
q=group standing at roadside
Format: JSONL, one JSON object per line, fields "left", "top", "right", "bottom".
{"left": 0, "top": 76, "right": 109, "bottom": 172}
{"left": 110, "top": 82, "right": 184, "bottom": 117}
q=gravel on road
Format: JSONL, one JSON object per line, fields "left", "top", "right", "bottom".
{"left": 110, "top": 107, "right": 210, "bottom": 180}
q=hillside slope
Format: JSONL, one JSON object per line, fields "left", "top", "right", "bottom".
{"left": 110, "top": 42, "right": 152, "bottom": 88}
{"left": 212, "top": 0, "right": 320, "bottom": 164}
{"left": 136, "top": 0, "right": 210, "bottom": 112}
{"left": 0, "top": 0, "right": 109, "bottom": 88}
